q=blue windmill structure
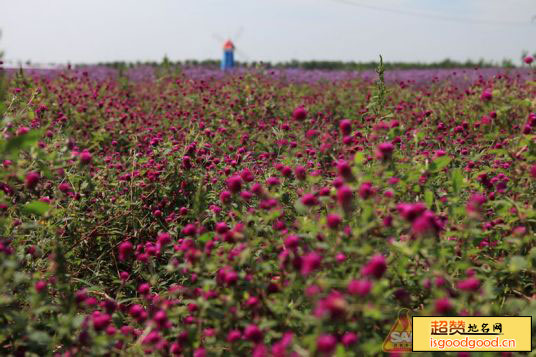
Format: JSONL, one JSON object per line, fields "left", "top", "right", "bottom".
{"left": 221, "top": 39, "right": 235, "bottom": 70}
{"left": 213, "top": 27, "right": 246, "bottom": 71}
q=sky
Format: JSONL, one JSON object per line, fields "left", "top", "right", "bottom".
{"left": 1, "top": 0, "right": 535, "bottom": 65}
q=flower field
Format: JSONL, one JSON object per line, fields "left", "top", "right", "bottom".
{"left": 0, "top": 63, "right": 535, "bottom": 356}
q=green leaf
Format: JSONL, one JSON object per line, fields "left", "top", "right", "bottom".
{"left": 28, "top": 331, "right": 51, "bottom": 346}
{"left": 23, "top": 201, "right": 51, "bottom": 216}
{"left": 197, "top": 232, "right": 213, "bottom": 243}
{"left": 509, "top": 256, "right": 528, "bottom": 272}
{"left": 80, "top": 181, "right": 89, "bottom": 190}
{"left": 4, "top": 129, "right": 43, "bottom": 156}
{"left": 335, "top": 345, "right": 347, "bottom": 357}
{"left": 430, "top": 156, "right": 451, "bottom": 172}
{"left": 424, "top": 190, "right": 434, "bottom": 208}
{"left": 451, "top": 168, "right": 463, "bottom": 194}
{"left": 354, "top": 151, "right": 365, "bottom": 165}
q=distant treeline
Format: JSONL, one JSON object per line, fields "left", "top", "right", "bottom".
{"left": 91, "top": 57, "right": 521, "bottom": 71}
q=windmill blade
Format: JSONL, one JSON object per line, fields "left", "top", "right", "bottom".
{"left": 234, "top": 26, "right": 244, "bottom": 41}
{"left": 234, "top": 47, "right": 250, "bottom": 62}
{"left": 212, "top": 33, "right": 226, "bottom": 43}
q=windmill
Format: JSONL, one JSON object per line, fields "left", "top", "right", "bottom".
{"left": 212, "top": 27, "right": 249, "bottom": 70}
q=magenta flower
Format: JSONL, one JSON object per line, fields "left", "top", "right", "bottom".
{"left": 300, "top": 252, "right": 322, "bottom": 276}
{"left": 182, "top": 155, "right": 192, "bottom": 170}
{"left": 244, "top": 324, "right": 263, "bottom": 343}
{"left": 227, "top": 175, "right": 242, "bottom": 193}
{"left": 336, "top": 160, "right": 353, "bottom": 181}
{"left": 301, "top": 193, "right": 319, "bottom": 206}
{"left": 376, "top": 141, "right": 394, "bottom": 160}
{"left": 266, "top": 176, "right": 281, "bottom": 186}
{"left": 193, "top": 348, "right": 206, "bottom": 357}
{"left": 215, "top": 222, "right": 229, "bottom": 234}
{"left": 341, "top": 332, "right": 358, "bottom": 346}
{"left": 397, "top": 202, "right": 427, "bottom": 222}
{"left": 16, "top": 126, "right": 30, "bottom": 136}
{"left": 339, "top": 119, "right": 352, "bottom": 136}
{"left": 292, "top": 106, "right": 307, "bottom": 121}
{"left": 347, "top": 279, "right": 372, "bottom": 296}
{"left": 316, "top": 334, "right": 337, "bottom": 354}
{"left": 79, "top": 150, "right": 92, "bottom": 165}
{"left": 337, "top": 185, "right": 353, "bottom": 211}
{"left": 157, "top": 232, "right": 171, "bottom": 245}
{"left": 457, "top": 277, "right": 481, "bottom": 292}
{"left": 170, "top": 342, "right": 182, "bottom": 355}
{"left": 92, "top": 313, "right": 112, "bottom": 331}
{"left": 220, "top": 190, "right": 231, "bottom": 204}
{"left": 358, "top": 182, "right": 375, "bottom": 199}
{"left": 435, "top": 297, "right": 453, "bottom": 314}
{"left": 480, "top": 89, "right": 492, "bottom": 101}
{"left": 227, "top": 329, "right": 241, "bottom": 342}
{"left": 119, "top": 271, "right": 129, "bottom": 281}
{"left": 466, "top": 193, "right": 487, "bottom": 217}
{"left": 118, "top": 241, "right": 133, "bottom": 261}
{"left": 318, "top": 291, "right": 348, "bottom": 319}
{"left": 59, "top": 182, "right": 72, "bottom": 193}
{"left": 361, "top": 254, "right": 387, "bottom": 279}
{"left": 411, "top": 210, "right": 443, "bottom": 236}
{"left": 240, "top": 168, "right": 255, "bottom": 182}
{"left": 295, "top": 165, "right": 307, "bottom": 180}
{"left": 35, "top": 280, "right": 47, "bottom": 293}
{"left": 240, "top": 190, "right": 252, "bottom": 201}
{"left": 326, "top": 213, "right": 342, "bottom": 229}
{"left": 284, "top": 235, "right": 300, "bottom": 250}
{"left": 182, "top": 224, "right": 197, "bottom": 236}
{"left": 153, "top": 310, "right": 170, "bottom": 329}
{"left": 25, "top": 171, "right": 40, "bottom": 189}
{"left": 272, "top": 332, "right": 293, "bottom": 357}
{"left": 137, "top": 283, "right": 150, "bottom": 295}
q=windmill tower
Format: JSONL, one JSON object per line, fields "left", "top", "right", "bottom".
{"left": 214, "top": 27, "right": 247, "bottom": 71}
{"left": 221, "top": 39, "right": 235, "bottom": 70}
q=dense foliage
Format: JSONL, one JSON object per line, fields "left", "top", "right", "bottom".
{"left": 0, "top": 60, "right": 535, "bottom": 356}
{"left": 89, "top": 55, "right": 535, "bottom": 72}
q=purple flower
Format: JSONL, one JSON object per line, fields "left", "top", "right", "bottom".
{"left": 292, "top": 106, "right": 307, "bottom": 121}
{"left": 347, "top": 279, "right": 372, "bottom": 296}
{"left": 337, "top": 185, "right": 353, "bottom": 211}
{"left": 457, "top": 277, "right": 480, "bottom": 292}
{"left": 301, "top": 252, "right": 322, "bottom": 276}
{"left": 244, "top": 324, "right": 263, "bottom": 343}
{"left": 341, "top": 332, "right": 359, "bottom": 346}
{"left": 336, "top": 160, "right": 353, "bottom": 180}
{"left": 435, "top": 297, "right": 453, "bottom": 314}
{"left": 376, "top": 142, "right": 394, "bottom": 160}
{"left": 118, "top": 241, "right": 133, "bottom": 261}
{"left": 79, "top": 150, "right": 92, "bottom": 165}
{"left": 316, "top": 334, "right": 337, "bottom": 354}
{"left": 480, "top": 89, "right": 492, "bottom": 101}
{"left": 326, "top": 213, "right": 342, "bottom": 229}
{"left": 361, "top": 254, "right": 387, "bottom": 279}
{"left": 157, "top": 232, "right": 171, "bottom": 245}
{"left": 339, "top": 119, "right": 352, "bottom": 136}
{"left": 397, "top": 202, "right": 427, "bottom": 222}
{"left": 25, "top": 171, "right": 40, "bottom": 189}
{"left": 226, "top": 175, "right": 242, "bottom": 193}
{"left": 301, "top": 193, "right": 319, "bottom": 206}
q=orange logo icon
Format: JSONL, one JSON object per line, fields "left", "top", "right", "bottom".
{"left": 383, "top": 309, "right": 413, "bottom": 352}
